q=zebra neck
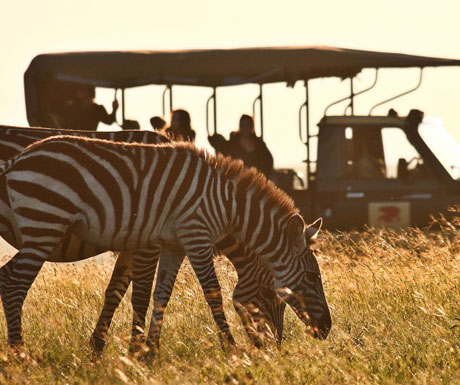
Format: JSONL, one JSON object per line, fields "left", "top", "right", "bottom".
{"left": 233, "top": 182, "right": 292, "bottom": 262}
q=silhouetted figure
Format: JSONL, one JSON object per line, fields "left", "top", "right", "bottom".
{"left": 65, "top": 85, "right": 118, "bottom": 131}
{"left": 164, "top": 109, "right": 196, "bottom": 142}
{"left": 122, "top": 119, "right": 140, "bottom": 130}
{"left": 354, "top": 146, "right": 385, "bottom": 178}
{"left": 208, "top": 114, "right": 274, "bottom": 177}
{"left": 150, "top": 116, "right": 166, "bottom": 130}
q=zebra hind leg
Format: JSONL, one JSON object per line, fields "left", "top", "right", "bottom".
{"left": 2, "top": 241, "right": 59, "bottom": 348}
{"left": 0, "top": 257, "right": 17, "bottom": 299}
{"left": 187, "top": 248, "right": 236, "bottom": 349}
{"left": 90, "top": 251, "right": 133, "bottom": 354}
{"left": 129, "top": 248, "right": 161, "bottom": 357}
{"left": 145, "top": 248, "right": 185, "bottom": 353}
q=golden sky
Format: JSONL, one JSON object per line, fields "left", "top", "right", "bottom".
{"left": 1, "top": 0, "right": 459, "bottom": 169}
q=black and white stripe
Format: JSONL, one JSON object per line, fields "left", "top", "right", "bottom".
{"left": 0, "top": 127, "right": 286, "bottom": 350}
{"left": 0, "top": 135, "right": 330, "bottom": 348}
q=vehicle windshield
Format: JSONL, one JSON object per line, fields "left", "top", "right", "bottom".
{"left": 419, "top": 117, "right": 460, "bottom": 180}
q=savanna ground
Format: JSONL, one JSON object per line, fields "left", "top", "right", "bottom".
{"left": 0, "top": 216, "right": 459, "bottom": 384}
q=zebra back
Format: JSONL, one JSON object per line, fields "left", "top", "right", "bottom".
{"left": 0, "top": 125, "right": 170, "bottom": 163}
{"left": 0, "top": 126, "right": 171, "bottom": 260}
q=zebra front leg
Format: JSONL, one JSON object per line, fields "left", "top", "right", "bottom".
{"left": 232, "top": 297, "right": 264, "bottom": 348}
{"left": 187, "top": 249, "right": 236, "bottom": 348}
{"left": 145, "top": 248, "right": 185, "bottom": 353}
{"left": 1, "top": 241, "right": 58, "bottom": 348}
{"left": 90, "top": 251, "right": 133, "bottom": 353}
{"left": 129, "top": 247, "right": 161, "bottom": 355}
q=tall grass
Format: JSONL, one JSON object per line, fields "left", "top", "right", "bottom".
{"left": 0, "top": 224, "right": 459, "bottom": 384}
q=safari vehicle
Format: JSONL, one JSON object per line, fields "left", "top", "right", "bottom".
{"left": 22, "top": 47, "right": 460, "bottom": 229}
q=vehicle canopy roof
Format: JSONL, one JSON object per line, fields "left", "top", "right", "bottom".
{"left": 24, "top": 46, "right": 460, "bottom": 126}
{"left": 25, "top": 46, "right": 460, "bottom": 88}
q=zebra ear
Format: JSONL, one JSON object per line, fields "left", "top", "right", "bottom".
{"left": 305, "top": 218, "right": 322, "bottom": 241}
{"left": 287, "top": 214, "right": 305, "bottom": 244}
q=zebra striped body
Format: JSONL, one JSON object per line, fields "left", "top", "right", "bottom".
{"left": 0, "top": 125, "right": 171, "bottom": 163}
{"left": 0, "top": 136, "right": 330, "bottom": 347}
{"left": 0, "top": 127, "right": 285, "bottom": 349}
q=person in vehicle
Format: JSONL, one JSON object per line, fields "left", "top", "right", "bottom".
{"left": 346, "top": 128, "right": 386, "bottom": 179}
{"left": 64, "top": 85, "right": 119, "bottom": 130}
{"left": 354, "top": 144, "right": 386, "bottom": 178}
{"left": 164, "top": 109, "right": 196, "bottom": 142}
{"left": 122, "top": 119, "right": 140, "bottom": 130}
{"left": 208, "top": 114, "right": 274, "bottom": 177}
{"left": 150, "top": 116, "right": 166, "bottom": 130}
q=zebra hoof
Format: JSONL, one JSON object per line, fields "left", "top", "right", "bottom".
{"left": 137, "top": 346, "right": 157, "bottom": 362}
{"left": 128, "top": 337, "right": 150, "bottom": 359}
{"left": 7, "top": 342, "right": 29, "bottom": 361}
{"left": 221, "top": 333, "right": 236, "bottom": 348}
{"left": 89, "top": 334, "right": 106, "bottom": 354}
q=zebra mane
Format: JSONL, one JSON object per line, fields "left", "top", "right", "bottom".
{"left": 23, "top": 135, "right": 299, "bottom": 216}
{"left": 169, "top": 142, "right": 298, "bottom": 216}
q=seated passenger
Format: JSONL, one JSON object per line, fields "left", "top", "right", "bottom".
{"left": 150, "top": 116, "right": 166, "bottom": 131}
{"left": 354, "top": 145, "right": 385, "bottom": 178}
{"left": 64, "top": 85, "right": 119, "bottom": 131}
{"left": 208, "top": 114, "right": 274, "bottom": 177}
{"left": 122, "top": 119, "right": 140, "bottom": 130}
{"left": 164, "top": 109, "right": 196, "bottom": 142}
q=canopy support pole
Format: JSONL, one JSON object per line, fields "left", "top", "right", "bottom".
{"left": 252, "top": 84, "right": 264, "bottom": 138}
{"left": 213, "top": 87, "right": 217, "bottom": 135}
{"left": 369, "top": 68, "right": 423, "bottom": 115}
{"left": 206, "top": 87, "right": 217, "bottom": 136}
{"left": 121, "top": 88, "right": 126, "bottom": 126}
{"left": 298, "top": 81, "right": 313, "bottom": 190}
{"left": 301, "top": 81, "right": 316, "bottom": 219}
{"left": 305, "top": 82, "right": 311, "bottom": 184}
{"left": 349, "top": 78, "right": 354, "bottom": 115}
{"left": 162, "top": 86, "right": 173, "bottom": 116}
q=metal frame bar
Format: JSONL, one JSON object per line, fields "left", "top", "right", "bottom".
{"left": 305, "top": 82, "right": 310, "bottom": 182}
{"left": 162, "top": 85, "right": 173, "bottom": 116}
{"left": 113, "top": 88, "right": 121, "bottom": 126}
{"left": 345, "top": 77, "right": 354, "bottom": 115}
{"left": 324, "top": 69, "right": 379, "bottom": 116}
{"left": 252, "top": 84, "right": 264, "bottom": 138}
{"left": 206, "top": 87, "right": 217, "bottom": 135}
{"left": 369, "top": 68, "right": 423, "bottom": 115}
{"left": 121, "top": 88, "right": 126, "bottom": 125}
{"left": 298, "top": 81, "right": 312, "bottom": 186}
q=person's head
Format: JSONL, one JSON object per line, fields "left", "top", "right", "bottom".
{"left": 150, "top": 116, "right": 166, "bottom": 130}
{"left": 122, "top": 119, "right": 140, "bottom": 130}
{"left": 75, "top": 85, "right": 95, "bottom": 106}
{"left": 239, "top": 114, "right": 255, "bottom": 137}
{"left": 170, "top": 109, "right": 191, "bottom": 131}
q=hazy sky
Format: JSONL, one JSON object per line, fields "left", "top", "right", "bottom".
{"left": 1, "top": 0, "right": 459, "bottom": 170}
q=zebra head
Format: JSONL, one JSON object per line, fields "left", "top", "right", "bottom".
{"left": 233, "top": 284, "right": 286, "bottom": 347}
{"left": 256, "top": 285, "right": 286, "bottom": 345}
{"left": 278, "top": 215, "right": 331, "bottom": 340}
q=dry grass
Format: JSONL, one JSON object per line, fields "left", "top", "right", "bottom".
{"left": 0, "top": 223, "right": 460, "bottom": 384}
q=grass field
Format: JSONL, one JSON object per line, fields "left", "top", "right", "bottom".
{"left": 0, "top": 220, "right": 459, "bottom": 384}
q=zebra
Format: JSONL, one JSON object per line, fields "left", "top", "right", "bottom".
{"left": 0, "top": 135, "right": 331, "bottom": 348}
{"left": 0, "top": 124, "right": 172, "bottom": 163}
{"left": 0, "top": 126, "right": 286, "bottom": 350}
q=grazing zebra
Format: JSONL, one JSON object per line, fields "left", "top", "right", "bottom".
{"left": 0, "top": 124, "right": 172, "bottom": 163}
{"left": 0, "top": 136, "right": 330, "bottom": 348}
{"left": 0, "top": 126, "right": 286, "bottom": 350}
